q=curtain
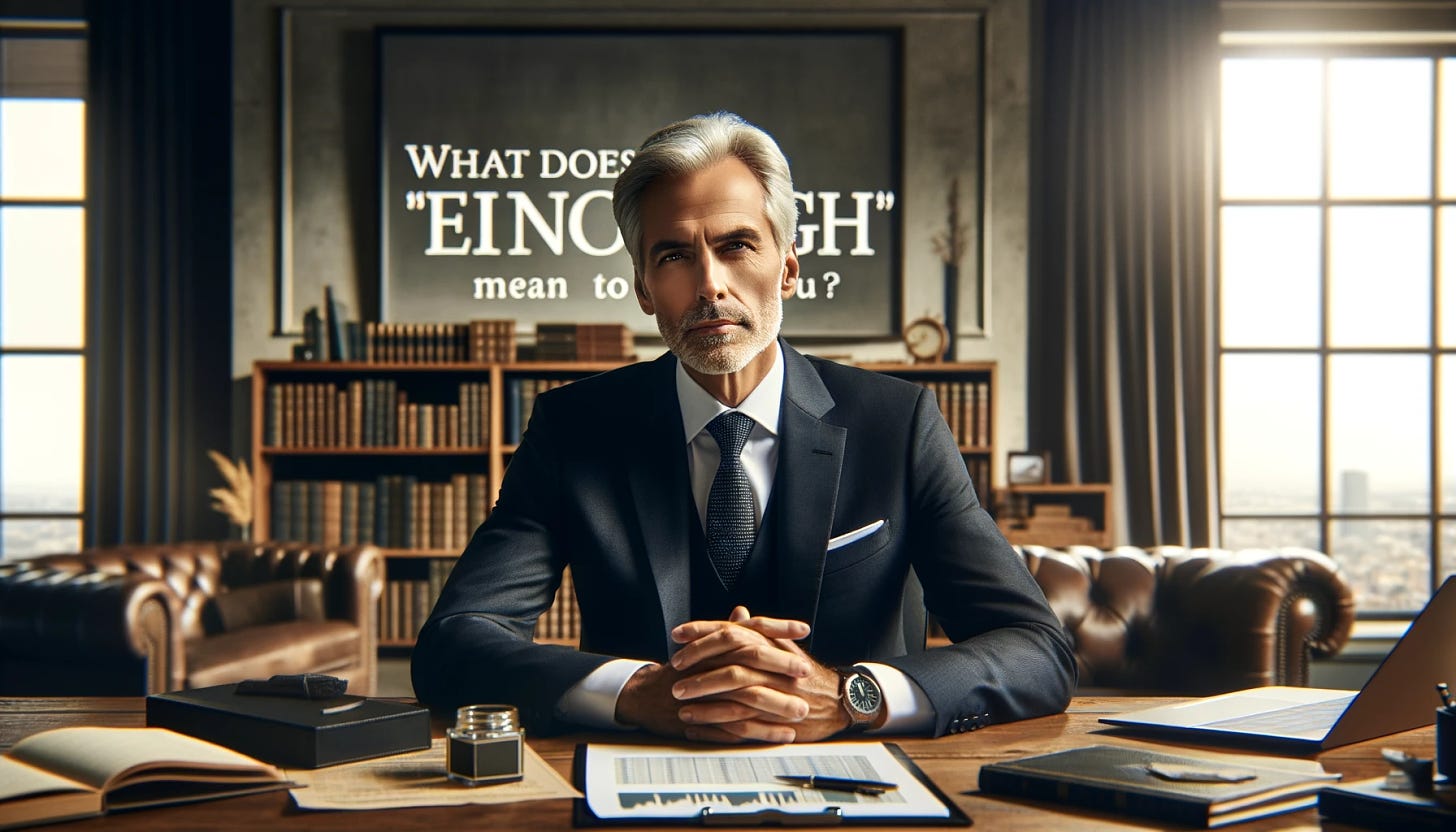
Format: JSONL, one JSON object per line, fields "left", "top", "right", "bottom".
{"left": 1028, "top": 0, "right": 1219, "bottom": 547}
{"left": 83, "top": 0, "right": 233, "bottom": 544}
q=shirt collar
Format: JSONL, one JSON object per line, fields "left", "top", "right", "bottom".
{"left": 676, "top": 341, "right": 785, "bottom": 443}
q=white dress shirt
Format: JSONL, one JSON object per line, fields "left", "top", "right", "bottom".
{"left": 556, "top": 344, "right": 932, "bottom": 732}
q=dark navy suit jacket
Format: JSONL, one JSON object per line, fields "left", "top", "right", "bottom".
{"left": 412, "top": 340, "right": 1076, "bottom": 735}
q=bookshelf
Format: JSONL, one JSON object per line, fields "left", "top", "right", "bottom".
{"left": 252, "top": 358, "right": 997, "bottom": 647}
{"left": 858, "top": 362, "right": 997, "bottom": 494}
{"left": 995, "top": 483, "right": 1113, "bottom": 548}
{"left": 250, "top": 359, "right": 617, "bottom": 646}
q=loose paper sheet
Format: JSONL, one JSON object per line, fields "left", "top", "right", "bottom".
{"left": 584, "top": 741, "right": 950, "bottom": 820}
{"left": 285, "top": 738, "right": 579, "bottom": 810}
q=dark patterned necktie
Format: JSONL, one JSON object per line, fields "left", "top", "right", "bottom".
{"left": 705, "top": 411, "right": 756, "bottom": 589}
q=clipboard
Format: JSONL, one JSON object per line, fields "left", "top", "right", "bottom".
{"left": 571, "top": 743, "right": 972, "bottom": 827}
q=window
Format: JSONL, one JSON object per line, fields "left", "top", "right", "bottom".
{"left": 1218, "top": 44, "right": 1456, "bottom": 614}
{"left": 0, "top": 25, "right": 87, "bottom": 558}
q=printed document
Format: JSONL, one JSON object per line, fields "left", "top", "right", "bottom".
{"left": 583, "top": 741, "right": 950, "bottom": 820}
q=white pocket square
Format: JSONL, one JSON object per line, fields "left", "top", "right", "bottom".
{"left": 827, "top": 519, "right": 886, "bottom": 551}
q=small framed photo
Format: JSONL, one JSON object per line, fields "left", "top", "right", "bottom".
{"left": 1007, "top": 451, "right": 1050, "bottom": 486}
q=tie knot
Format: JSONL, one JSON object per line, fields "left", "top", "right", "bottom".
{"left": 707, "top": 411, "right": 754, "bottom": 457}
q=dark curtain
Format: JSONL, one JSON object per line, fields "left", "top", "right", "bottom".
{"left": 84, "top": 0, "right": 233, "bottom": 545}
{"left": 1029, "top": 0, "right": 1219, "bottom": 546}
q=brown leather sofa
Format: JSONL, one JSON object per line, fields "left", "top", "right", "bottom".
{"left": 1018, "top": 544, "right": 1356, "bottom": 693}
{"left": 0, "top": 541, "right": 383, "bottom": 696}
{"left": 535, "top": 544, "right": 1355, "bottom": 695}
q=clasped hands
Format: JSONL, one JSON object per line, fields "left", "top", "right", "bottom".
{"left": 614, "top": 605, "right": 851, "bottom": 743}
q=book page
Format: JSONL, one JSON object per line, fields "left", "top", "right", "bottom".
{"left": 8, "top": 727, "right": 283, "bottom": 793}
{"left": 0, "top": 757, "right": 90, "bottom": 802}
{"left": 0, "top": 757, "right": 101, "bottom": 831}
{"left": 584, "top": 741, "right": 950, "bottom": 821}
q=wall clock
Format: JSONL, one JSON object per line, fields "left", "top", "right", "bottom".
{"left": 903, "top": 316, "right": 949, "bottom": 363}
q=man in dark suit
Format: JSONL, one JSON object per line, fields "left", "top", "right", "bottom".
{"left": 413, "top": 112, "right": 1075, "bottom": 742}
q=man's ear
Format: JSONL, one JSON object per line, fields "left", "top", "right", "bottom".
{"left": 779, "top": 250, "right": 800, "bottom": 300}
{"left": 634, "top": 272, "right": 655, "bottom": 315}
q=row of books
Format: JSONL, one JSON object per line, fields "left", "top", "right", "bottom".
{"left": 304, "top": 319, "right": 520, "bottom": 364}
{"left": 269, "top": 474, "right": 490, "bottom": 549}
{"left": 264, "top": 381, "right": 491, "bottom": 449}
{"left": 966, "top": 456, "right": 993, "bottom": 497}
{"left": 379, "top": 562, "right": 580, "bottom": 644}
{"left": 380, "top": 558, "right": 454, "bottom": 642}
{"left": 916, "top": 380, "right": 992, "bottom": 448}
{"left": 503, "top": 376, "right": 574, "bottom": 444}
{"left": 358, "top": 320, "right": 519, "bottom": 364}
{"left": 536, "top": 322, "right": 636, "bottom": 361}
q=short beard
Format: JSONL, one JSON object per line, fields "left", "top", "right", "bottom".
{"left": 662, "top": 299, "right": 783, "bottom": 376}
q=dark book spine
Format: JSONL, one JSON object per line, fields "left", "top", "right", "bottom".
{"left": 977, "top": 767, "right": 1209, "bottom": 828}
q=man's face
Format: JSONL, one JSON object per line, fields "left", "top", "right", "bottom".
{"left": 634, "top": 157, "right": 798, "bottom": 375}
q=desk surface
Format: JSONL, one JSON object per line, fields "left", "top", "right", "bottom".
{"left": 0, "top": 696, "right": 1430, "bottom": 831}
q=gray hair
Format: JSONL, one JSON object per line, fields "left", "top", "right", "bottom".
{"left": 612, "top": 111, "right": 798, "bottom": 271}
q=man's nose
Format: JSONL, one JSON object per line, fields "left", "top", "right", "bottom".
{"left": 695, "top": 253, "right": 729, "bottom": 300}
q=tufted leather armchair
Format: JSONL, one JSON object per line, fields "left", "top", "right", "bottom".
{"left": 0, "top": 541, "right": 383, "bottom": 696}
{"left": 1018, "top": 544, "right": 1356, "bottom": 693}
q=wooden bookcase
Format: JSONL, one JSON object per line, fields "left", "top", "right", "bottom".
{"left": 251, "top": 360, "right": 617, "bottom": 646}
{"left": 995, "top": 483, "right": 1113, "bottom": 548}
{"left": 858, "top": 362, "right": 997, "bottom": 495}
{"left": 251, "top": 358, "right": 997, "bottom": 647}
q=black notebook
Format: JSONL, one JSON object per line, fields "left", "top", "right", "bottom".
{"left": 1318, "top": 777, "right": 1456, "bottom": 830}
{"left": 978, "top": 744, "right": 1338, "bottom": 828}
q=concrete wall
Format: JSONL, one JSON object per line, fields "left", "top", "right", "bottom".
{"left": 232, "top": 0, "right": 1033, "bottom": 472}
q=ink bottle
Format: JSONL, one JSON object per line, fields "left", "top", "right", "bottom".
{"left": 446, "top": 704, "right": 524, "bottom": 785}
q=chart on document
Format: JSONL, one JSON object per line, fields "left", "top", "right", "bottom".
{"left": 583, "top": 742, "right": 951, "bottom": 820}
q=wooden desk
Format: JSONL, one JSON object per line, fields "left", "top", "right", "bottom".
{"left": 0, "top": 696, "right": 1433, "bottom": 830}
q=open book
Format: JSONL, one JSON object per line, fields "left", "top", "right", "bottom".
{"left": 0, "top": 726, "right": 290, "bottom": 830}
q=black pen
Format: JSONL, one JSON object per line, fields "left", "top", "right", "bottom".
{"left": 776, "top": 775, "right": 898, "bottom": 795}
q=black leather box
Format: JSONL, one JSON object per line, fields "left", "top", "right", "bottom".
{"left": 146, "top": 683, "right": 431, "bottom": 768}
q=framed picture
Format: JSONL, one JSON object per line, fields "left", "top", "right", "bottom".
{"left": 376, "top": 28, "right": 902, "bottom": 339}
{"left": 1007, "top": 451, "right": 1049, "bottom": 486}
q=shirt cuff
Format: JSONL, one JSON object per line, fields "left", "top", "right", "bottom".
{"left": 555, "top": 658, "right": 653, "bottom": 730}
{"left": 859, "top": 662, "right": 934, "bottom": 734}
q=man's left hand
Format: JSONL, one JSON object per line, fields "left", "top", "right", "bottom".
{"left": 669, "top": 606, "right": 850, "bottom": 742}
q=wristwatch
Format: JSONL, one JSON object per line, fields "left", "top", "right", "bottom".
{"left": 836, "top": 666, "right": 884, "bottom": 731}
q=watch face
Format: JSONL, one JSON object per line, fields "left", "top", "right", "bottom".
{"left": 845, "top": 674, "right": 882, "bottom": 716}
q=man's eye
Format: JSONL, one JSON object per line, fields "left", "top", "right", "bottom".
{"left": 657, "top": 252, "right": 684, "bottom": 265}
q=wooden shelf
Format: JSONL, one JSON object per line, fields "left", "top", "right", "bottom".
{"left": 261, "top": 447, "right": 489, "bottom": 456}
{"left": 996, "top": 483, "right": 1113, "bottom": 548}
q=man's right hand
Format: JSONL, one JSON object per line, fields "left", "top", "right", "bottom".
{"left": 615, "top": 661, "right": 805, "bottom": 743}
{"left": 613, "top": 607, "right": 851, "bottom": 743}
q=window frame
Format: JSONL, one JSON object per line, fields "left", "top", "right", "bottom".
{"left": 0, "top": 20, "right": 88, "bottom": 559}
{"left": 1216, "top": 39, "right": 1456, "bottom": 616}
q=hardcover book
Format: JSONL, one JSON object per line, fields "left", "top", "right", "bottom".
{"left": 146, "top": 683, "right": 431, "bottom": 769}
{"left": 1318, "top": 777, "right": 1456, "bottom": 830}
{"left": 978, "top": 744, "right": 1338, "bottom": 828}
{"left": 0, "top": 726, "right": 288, "bottom": 831}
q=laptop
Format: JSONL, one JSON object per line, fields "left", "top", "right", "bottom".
{"left": 1099, "top": 575, "right": 1456, "bottom": 751}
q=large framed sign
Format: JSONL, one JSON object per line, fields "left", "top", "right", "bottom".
{"left": 378, "top": 29, "right": 903, "bottom": 338}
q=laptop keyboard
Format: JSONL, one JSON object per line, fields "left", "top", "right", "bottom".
{"left": 1202, "top": 695, "right": 1356, "bottom": 733}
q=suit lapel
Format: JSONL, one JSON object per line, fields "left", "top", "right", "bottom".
{"left": 625, "top": 353, "right": 692, "bottom": 657}
{"left": 774, "top": 342, "right": 845, "bottom": 647}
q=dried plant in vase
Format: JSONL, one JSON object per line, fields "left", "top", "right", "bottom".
{"left": 206, "top": 450, "right": 253, "bottom": 540}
